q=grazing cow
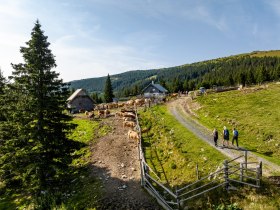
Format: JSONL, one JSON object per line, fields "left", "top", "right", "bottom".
{"left": 126, "top": 100, "right": 135, "bottom": 107}
{"left": 127, "top": 130, "right": 140, "bottom": 142}
{"left": 115, "top": 111, "right": 123, "bottom": 118}
{"left": 134, "top": 98, "right": 145, "bottom": 107}
{"left": 123, "top": 117, "right": 136, "bottom": 122}
{"left": 98, "top": 110, "right": 105, "bottom": 118}
{"left": 98, "top": 109, "right": 110, "bottom": 118}
{"left": 118, "top": 102, "right": 125, "bottom": 108}
{"left": 123, "top": 112, "right": 136, "bottom": 119}
{"left": 171, "top": 93, "right": 178, "bottom": 98}
{"left": 123, "top": 121, "right": 136, "bottom": 128}
{"left": 105, "top": 109, "right": 110, "bottom": 117}
{"left": 88, "top": 112, "right": 95, "bottom": 119}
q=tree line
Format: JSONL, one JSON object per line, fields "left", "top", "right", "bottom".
{"left": 70, "top": 54, "right": 280, "bottom": 99}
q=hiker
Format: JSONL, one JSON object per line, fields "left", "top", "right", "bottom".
{"left": 212, "top": 128, "right": 218, "bottom": 147}
{"left": 232, "top": 128, "right": 239, "bottom": 147}
{"left": 222, "top": 126, "right": 230, "bottom": 147}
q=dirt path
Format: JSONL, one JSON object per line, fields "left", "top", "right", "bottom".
{"left": 90, "top": 116, "right": 160, "bottom": 210}
{"left": 167, "top": 97, "right": 280, "bottom": 176}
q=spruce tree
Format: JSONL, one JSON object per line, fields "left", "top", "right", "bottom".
{"left": 104, "top": 74, "right": 114, "bottom": 102}
{"left": 0, "top": 20, "right": 80, "bottom": 199}
{"left": 0, "top": 69, "right": 5, "bottom": 94}
{"left": 0, "top": 69, "right": 7, "bottom": 121}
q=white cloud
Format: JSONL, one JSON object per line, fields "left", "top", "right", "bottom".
{"left": 266, "top": 0, "right": 280, "bottom": 17}
{"left": 52, "top": 33, "right": 165, "bottom": 82}
{"left": 182, "top": 5, "right": 228, "bottom": 32}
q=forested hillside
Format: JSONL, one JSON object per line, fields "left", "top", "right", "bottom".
{"left": 70, "top": 50, "right": 280, "bottom": 97}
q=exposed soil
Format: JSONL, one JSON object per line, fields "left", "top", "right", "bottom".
{"left": 90, "top": 116, "right": 161, "bottom": 210}
{"left": 167, "top": 96, "right": 280, "bottom": 176}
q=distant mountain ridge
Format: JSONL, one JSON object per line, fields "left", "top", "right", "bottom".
{"left": 69, "top": 50, "right": 280, "bottom": 96}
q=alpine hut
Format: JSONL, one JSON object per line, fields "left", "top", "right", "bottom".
{"left": 142, "top": 81, "right": 168, "bottom": 98}
{"left": 67, "top": 89, "right": 94, "bottom": 113}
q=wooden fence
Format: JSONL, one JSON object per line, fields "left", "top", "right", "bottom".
{"left": 135, "top": 110, "right": 262, "bottom": 210}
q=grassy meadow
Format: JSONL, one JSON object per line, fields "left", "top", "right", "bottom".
{"left": 139, "top": 105, "right": 227, "bottom": 187}
{"left": 139, "top": 103, "right": 280, "bottom": 209}
{"left": 194, "top": 82, "right": 280, "bottom": 166}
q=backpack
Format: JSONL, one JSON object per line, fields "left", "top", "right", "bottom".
{"left": 234, "top": 130, "right": 238, "bottom": 137}
{"left": 224, "top": 129, "right": 229, "bottom": 137}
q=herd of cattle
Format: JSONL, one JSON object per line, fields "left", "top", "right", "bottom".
{"left": 81, "top": 98, "right": 150, "bottom": 143}
{"left": 79, "top": 95, "right": 185, "bottom": 143}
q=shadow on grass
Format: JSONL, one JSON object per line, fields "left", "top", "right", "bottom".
{"left": 143, "top": 132, "right": 170, "bottom": 186}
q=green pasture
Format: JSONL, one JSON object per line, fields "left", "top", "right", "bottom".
{"left": 139, "top": 105, "right": 227, "bottom": 187}
{"left": 194, "top": 83, "right": 280, "bottom": 166}
{"left": 139, "top": 103, "right": 280, "bottom": 209}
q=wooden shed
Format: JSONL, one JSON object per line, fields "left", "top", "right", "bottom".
{"left": 67, "top": 89, "right": 94, "bottom": 113}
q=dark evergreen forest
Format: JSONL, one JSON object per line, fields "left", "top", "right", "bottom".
{"left": 70, "top": 52, "right": 280, "bottom": 97}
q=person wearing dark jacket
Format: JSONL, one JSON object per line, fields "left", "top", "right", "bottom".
{"left": 232, "top": 128, "right": 239, "bottom": 147}
{"left": 222, "top": 126, "right": 230, "bottom": 147}
{"left": 213, "top": 128, "right": 218, "bottom": 147}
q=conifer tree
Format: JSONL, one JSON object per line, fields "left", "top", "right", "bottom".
{"left": 104, "top": 74, "right": 114, "bottom": 102}
{"left": 0, "top": 69, "right": 7, "bottom": 121}
{"left": 0, "top": 20, "right": 80, "bottom": 200}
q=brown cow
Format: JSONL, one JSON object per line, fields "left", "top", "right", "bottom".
{"left": 115, "top": 111, "right": 123, "bottom": 118}
{"left": 123, "top": 121, "right": 136, "bottom": 128}
{"left": 134, "top": 98, "right": 145, "bottom": 106}
{"left": 126, "top": 100, "right": 135, "bottom": 107}
{"left": 98, "top": 109, "right": 110, "bottom": 118}
{"left": 121, "top": 108, "right": 135, "bottom": 114}
{"left": 123, "top": 112, "right": 136, "bottom": 119}
{"left": 127, "top": 130, "right": 140, "bottom": 142}
{"left": 123, "top": 117, "right": 136, "bottom": 122}
{"left": 88, "top": 111, "right": 95, "bottom": 119}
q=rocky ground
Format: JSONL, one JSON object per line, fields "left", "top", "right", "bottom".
{"left": 90, "top": 116, "right": 161, "bottom": 210}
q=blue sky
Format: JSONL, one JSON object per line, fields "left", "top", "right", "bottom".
{"left": 1, "top": 0, "right": 280, "bottom": 82}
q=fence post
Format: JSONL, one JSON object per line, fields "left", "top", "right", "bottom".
{"left": 223, "top": 160, "right": 229, "bottom": 191}
{"left": 140, "top": 160, "right": 145, "bottom": 186}
{"left": 176, "top": 187, "right": 181, "bottom": 210}
{"left": 240, "top": 163, "right": 243, "bottom": 182}
{"left": 256, "top": 161, "right": 262, "bottom": 187}
{"left": 244, "top": 150, "right": 248, "bottom": 170}
{"left": 259, "top": 161, "right": 262, "bottom": 177}
{"left": 256, "top": 166, "right": 260, "bottom": 187}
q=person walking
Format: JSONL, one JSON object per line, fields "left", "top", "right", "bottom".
{"left": 232, "top": 128, "right": 239, "bottom": 147}
{"left": 222, "top": 126, "right": 230, "bottom": 147}
{"left": 213, "top": 128, "right": 218, "bottom": 147}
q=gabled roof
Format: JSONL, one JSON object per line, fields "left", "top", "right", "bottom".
{"left": 67, "top": 89, "right": 88, "bottom": 102}
{"left": 153, "top": 84, "right": 168, "bottom": 93}
{"left": 142, "top": 82, "right": 168, "bottom": 93}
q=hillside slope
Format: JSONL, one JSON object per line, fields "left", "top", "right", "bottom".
{"left": 70, "top": 50, "right": 280, "bottom": 96}
{"left": 188, "top": 82, "right": 280, "bottom": 166}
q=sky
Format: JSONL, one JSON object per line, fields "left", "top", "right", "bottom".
{"left": 1, "top": 0, "right": 280, "bottom": 82}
